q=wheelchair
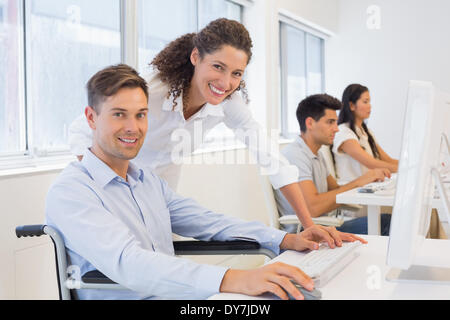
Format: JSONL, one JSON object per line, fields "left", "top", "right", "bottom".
{"left": 16, "top": 224, "right": 276, "bottom": 300}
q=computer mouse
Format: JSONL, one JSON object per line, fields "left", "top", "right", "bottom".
{"left": 286, "top": 280, "right": 322, "bottom": 300}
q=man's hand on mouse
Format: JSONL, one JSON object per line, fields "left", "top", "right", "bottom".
{"left": 280, "top": 224, "right": 368, "bottom": 252}
{"left": 219, "top": 262, "right": 314, "bottom": 300}
{"left": 219, "top": 225, "right": 367, "bottom": 300}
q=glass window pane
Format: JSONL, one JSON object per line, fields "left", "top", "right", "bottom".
{"left": 198, "top": 0, "right": 241, "bottom": 30}
{"left": 137, "top": 0, "right": 197, "bottom": 74}
{"left": 283, "top": 24, "right": 306, "bottom": 135}
{"left": 26, "top": 0, "right": 121, "bottom": 153}
{"left": 280, "top": 22, "right": 325, "bottom": 136}
{"left": 306, "top": 34, "right": 323, "bottom": 95}
{"left": 0, "top": 0, "right": 24, "bottom": 155}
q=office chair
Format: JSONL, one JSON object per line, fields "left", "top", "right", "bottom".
{"left": 15, "top": 224, "right": 276, "bottom": 300}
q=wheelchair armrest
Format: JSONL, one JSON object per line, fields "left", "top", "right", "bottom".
{"left": 173, "top": 240, "right": 259, "bottom": 252}
{"left": 16, "top": 224, "right": 46, "bottom": 238}
{"left": 82, "top": 270, "right": 117, "bottom": 284}
{"left": 173, "top": 240, "right": 277, "bottom": 259}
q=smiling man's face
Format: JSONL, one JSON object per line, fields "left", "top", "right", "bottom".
{"left": 86, "top": 87, "right": 149, "bottom": 167}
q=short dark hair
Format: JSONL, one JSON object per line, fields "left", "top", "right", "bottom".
{"left": 296, "top": 94, "right": 342, "bottom": 133}
{"left": 87, "top": 64, "right": 149, "bottom": 113}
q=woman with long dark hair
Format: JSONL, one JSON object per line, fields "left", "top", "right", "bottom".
{"left": 332, "top": 84, "right": 398, "bottom": 183}
{"left": 69, "top": 18, "right": 347, "bottom": 232}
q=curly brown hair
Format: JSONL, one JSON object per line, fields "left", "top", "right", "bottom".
{"left": 151, "top": 18, "right": 253, "bottom": 109}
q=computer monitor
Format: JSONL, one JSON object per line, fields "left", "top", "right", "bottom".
{"left": 386, "top": 80, "right": 450, "bottom": 284}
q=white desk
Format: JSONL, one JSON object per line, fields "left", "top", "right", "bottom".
{"left": 210, "top": 235, "right": 450, "bottom": 300}
{"left": 336, "top": 188, "right": 445, "bottom": 235}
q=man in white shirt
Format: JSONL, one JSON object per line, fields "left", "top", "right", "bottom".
{"left": 46, "top": 64, "right": 365, "bottom": 300}
{"left": 275, "top": 94, "right": 391, "bottom": 235}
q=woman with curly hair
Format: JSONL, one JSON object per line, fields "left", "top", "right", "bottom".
{"left": 69, "top": 18, "right": 347, "bottom": 233}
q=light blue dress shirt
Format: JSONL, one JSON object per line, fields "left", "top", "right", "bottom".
{"left": 45, "top": 149, "right": 287, "bottom": 300}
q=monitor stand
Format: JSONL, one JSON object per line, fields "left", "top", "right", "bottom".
{"left": 387, "top": 167, "right": 450, "bottom": 285}
{"left": 386, "top": 265, "right": 450, "bottom": 285}
{"left": 432, "top": 167, "right": 450, "bottom": 227}
{"left": 440, "top": 133, "right": 450, "bottom": 182}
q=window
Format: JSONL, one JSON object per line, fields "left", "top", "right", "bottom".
{"left": 0, "top": 0, "right": 23, "bottom": 156}
{"left": 279, "top": 19, "right": 325, "bottom": 138}
{"left": 197, "top": 0, "right": 242, "bottom": 30}
{"left": 0, "top": 0, "right": 247, "bottom": 171}
{"left": 0, "top": 0, "right": 121, "bottom": 163}
{"left": 26, "top": 0, "right": 121, "bottom": 155}
{"left": 137, "top": 0, "right": 243, "bottom": 145}
{"left": 137, "top": 0, "right": 197, "bottom": 74}
{"left": 137, "top": 0, "right": 242, "bottom": 73}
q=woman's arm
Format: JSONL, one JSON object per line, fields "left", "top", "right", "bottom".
{"left": 278, "top": 183, "right": 315, "bottom": 227}
{"left": 339, "top": 140, "right": 398, "bottom": 172}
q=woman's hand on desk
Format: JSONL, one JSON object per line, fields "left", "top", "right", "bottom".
{"left": 280, "top": 225, "right": 368, "bottom": 252}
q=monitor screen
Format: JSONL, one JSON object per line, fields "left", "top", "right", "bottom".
{"left": 386, "top": 80, "right": 447, "bottom": 270}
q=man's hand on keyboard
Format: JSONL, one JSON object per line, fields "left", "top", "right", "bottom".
{"left": 280, "top": 225, "right": 367, "bottom": 252}
{"left": 356, "top": 168, "right": 391, "bottom": 187}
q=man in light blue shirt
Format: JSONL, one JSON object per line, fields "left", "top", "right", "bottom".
{"left": 46, "top": 64, "right": 363, "bottom": 300}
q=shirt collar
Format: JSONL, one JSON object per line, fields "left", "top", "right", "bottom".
{"left": 296, "top": 135, "right": 319, "bottom": 160}
{"left": 161, "top": 91, "right": 225, "bottom": 118}
{"left": 81, "top": 149, "right": 145, "bottom": 188}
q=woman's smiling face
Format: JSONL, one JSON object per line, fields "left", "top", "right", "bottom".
{"left": 190, "top": 44, "right": 248, "bottom": 106}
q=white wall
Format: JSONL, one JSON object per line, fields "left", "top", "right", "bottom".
{"left": 326, "top": 0, "right": 450, "bottom": 157}
{"left": 0, "top": 171, "right": 60, "bottom": 299}
{"left": 277, "top": 0, "right": 339, "bottom": 32}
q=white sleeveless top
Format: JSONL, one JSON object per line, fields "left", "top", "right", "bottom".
{"left": 332, "top": 123, "right": 376, "bottom": 184}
